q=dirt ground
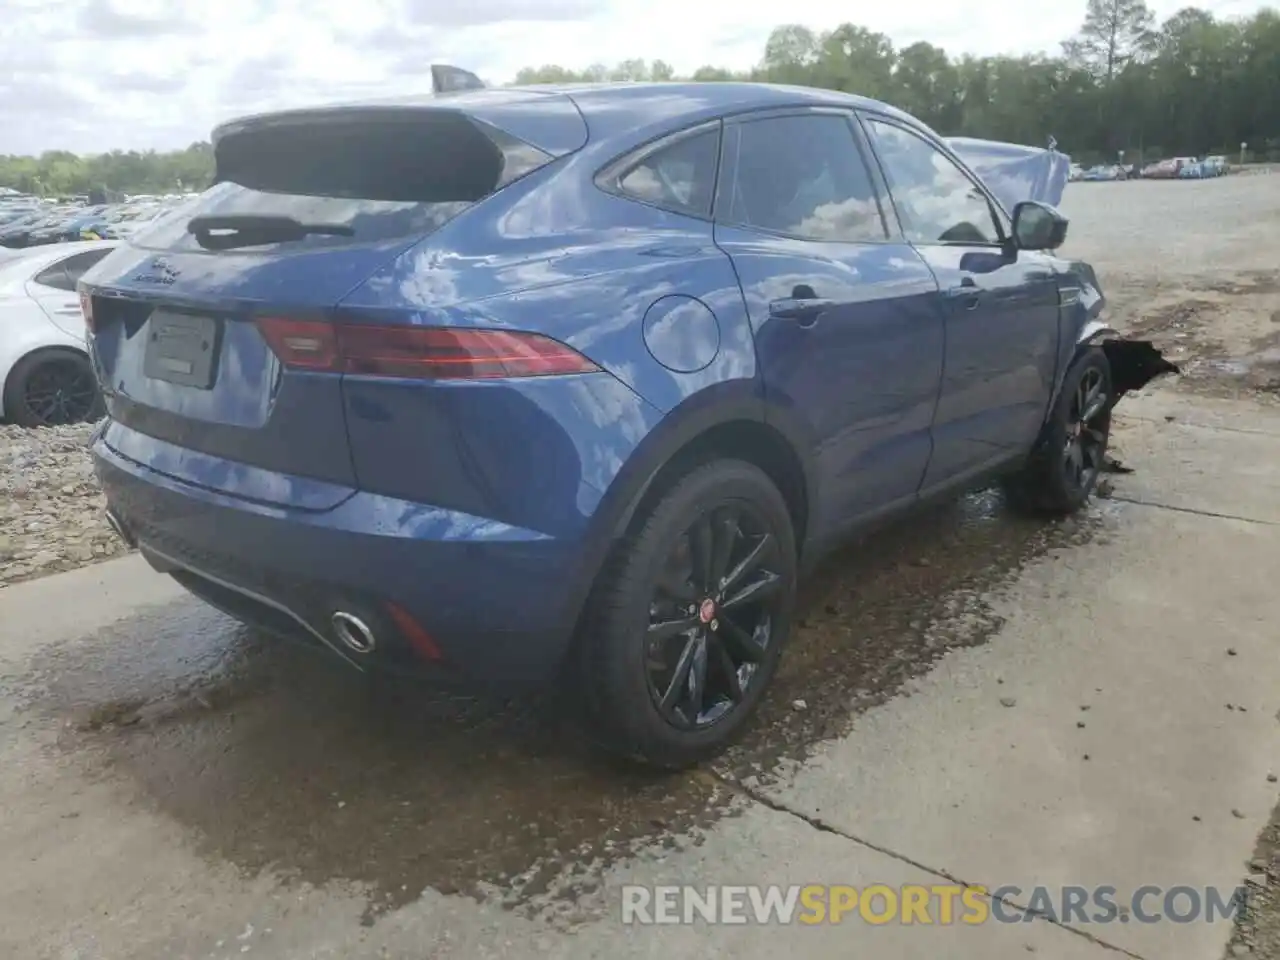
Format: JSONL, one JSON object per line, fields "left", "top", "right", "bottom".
{"left": 0, "top": 173, "right": 1278, "bottom": 960}
{"left": 1060, "top": 171, "right": 1280, "bottom": 403}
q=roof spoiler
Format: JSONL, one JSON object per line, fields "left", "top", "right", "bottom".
{"left": 431, "top": 64, "right": 486, "bottom": 95}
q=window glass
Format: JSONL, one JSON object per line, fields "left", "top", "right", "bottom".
{"left": 723, "top": 114, "right": 886, "bottom": 242}
{"left": 33, "top": 248, "right": 113, "bottom": 292}
{"left": 61, "top": 248, "right": 112, "bottom": 285}
{"left": 32, "top": 248, "right": 112, "bottom": 292}
{"left": 617, "top": 128, "right": 720, "bottom": 217}
{"left": 134, "top": 113, "right": 550, "bottom": 252}
{"left": 32, "top": 263, "right": 72, "bottom": 292}
{"left": 865, "top": 119, "right": 1002, "bottom": 245}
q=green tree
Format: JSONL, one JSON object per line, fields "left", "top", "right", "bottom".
{"left": 1064, "top": 0, "right": 1157, "bottom": 83}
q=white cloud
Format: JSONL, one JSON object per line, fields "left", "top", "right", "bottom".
{"left": 0, "top": 0, "right": 1267, "bottom": 155}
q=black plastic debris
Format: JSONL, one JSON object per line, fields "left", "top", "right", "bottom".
{"left": 1102, "top": 339, "right": 1181, "bottom": 404}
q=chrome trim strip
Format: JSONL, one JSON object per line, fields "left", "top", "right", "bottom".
{"left": 141, "top": 544, "right": 362, "bottom": 669}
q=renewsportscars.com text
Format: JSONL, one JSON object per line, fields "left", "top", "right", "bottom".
{"left": 621, "top": 884, "right": 1248, "bottom": 926}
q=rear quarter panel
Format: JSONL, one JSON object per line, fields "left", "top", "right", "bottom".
{"left": 334, "top": 153, "right": 763, "bottom": 537}
{"left": 339, "top": 153, "right": 757, "bottom": 413}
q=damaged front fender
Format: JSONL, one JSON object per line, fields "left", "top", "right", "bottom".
{"left": 1048, "top": 260, "right": 1180, "bottom": 416}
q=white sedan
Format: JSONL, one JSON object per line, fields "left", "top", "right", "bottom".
{"left": 0, "top": 240, "right": 118, "bottom": 427}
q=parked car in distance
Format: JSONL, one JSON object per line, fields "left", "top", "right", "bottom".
{"left": 0, "top": 210, "right": 62, "bottom": 248}
{"left": 0, "top": 240, "right": 116, "bottom": 426}
{"left": 0, "top": 205, "right": 42, "bottom": 226}
{"left": 83, "top": 82, "right": 1172, "bottom": 768}
{"left": 24, "top": 206, "right": 110, "bottom": 247}
{"left": 1178, "top": 155, "right": 1229, "bottom": 179}
{"left": 1142, "top": 158, "right": 1181, "bottom": 179}
{"left": 1081, "top": 163, "right": 1129, "bottom": 181}
{"left": 2, "top": 207, "right": 86, "bottom": 247}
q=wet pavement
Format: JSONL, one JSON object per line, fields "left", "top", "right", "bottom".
{"left": 3, "top": 389, "right": 1280, "bottom": 959}
{"left": 12, "top": 476, "right": 1107, "bottom": 926}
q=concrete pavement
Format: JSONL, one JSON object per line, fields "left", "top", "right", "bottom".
{"left": 1, "top": 387, "right": 1277, "bottom": 959}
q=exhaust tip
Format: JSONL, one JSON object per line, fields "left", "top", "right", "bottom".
{"left": 104, "top": 508, "right": 136, "bottom": 548}
{"left": 331, "top": 611, "right": 376, "bottom": 654}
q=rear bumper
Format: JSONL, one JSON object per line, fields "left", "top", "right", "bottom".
{"left": 92, "top": 432, "right": 592, "bottom": 690}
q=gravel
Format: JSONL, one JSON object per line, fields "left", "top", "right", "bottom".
{"left": 0, "top": 422, "right": 132, "bottom": 587}
{"left": 1225, "top": 796, "right": 1280, "bottom": 960}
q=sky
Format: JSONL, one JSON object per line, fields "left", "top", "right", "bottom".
{"left": 1, "top": 0, "right": 1271, "bottom": 156}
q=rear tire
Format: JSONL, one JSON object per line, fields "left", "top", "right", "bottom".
{"left": 3, "top": 349, "right": 104, "bottom": 428}
{"left": 576, "top": 459, "right": 797, "bottom": 769}
{"left": 1003, "top": 348, "right": 1112, "bottom": 516}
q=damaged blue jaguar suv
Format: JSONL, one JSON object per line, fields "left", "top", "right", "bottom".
{"left": 82, "top": 81, "right": 1172, "bottom": 768}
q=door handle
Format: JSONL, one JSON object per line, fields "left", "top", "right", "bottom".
{"left": 769, "top": 297, "right": 835, "bottom": 322}
{"left": 944, "top": 280, "right": 981, "bottom": 310}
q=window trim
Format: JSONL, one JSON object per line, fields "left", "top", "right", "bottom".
{"left": 594, "top": 119, "right": 724, "bottom": 221}
{"left": 857, "top": 111, "right": 1010, "bottom": 249}
{"left": 713, "top": 106, "right": 894, "bottom": 245}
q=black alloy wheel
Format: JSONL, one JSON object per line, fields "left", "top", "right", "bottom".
{"left": 4, "top": 349, "right": 104, "bottom": 428}
{"left": 1063, "top": 364, "right": 1109, "bottom": 496}
{"left": 1003, "top": 347, "right": 1113, "bottom": 516}
{"left": 22, "top": 358, "right": 98, "bottom": 426}
{"left": 645, "top": 502, "right": 785, "bottom": 730}
{"left": 576, "top": 459, "right": 797, "bottom": 769}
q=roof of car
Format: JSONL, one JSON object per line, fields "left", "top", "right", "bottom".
{"left": 216, "top": 82, "right": 924, "bottom": 148}
{"left": 510, "top": 81, "right": 889, "bottom": 110}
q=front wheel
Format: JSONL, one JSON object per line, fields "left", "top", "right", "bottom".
{"left": 1004, "top": 347, "right": 1112, "bottom": 516}
{"left": 576, "top": 459, "right": 797, "bottom": 769}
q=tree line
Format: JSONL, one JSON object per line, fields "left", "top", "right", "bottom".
{"left": 3, "top": 1, "right": 1277, "bottom": 198}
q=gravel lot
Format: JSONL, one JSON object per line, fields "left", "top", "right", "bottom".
{"left": 3, "top": 171, "right": 1277, "bottom": 590}
{"left": 0, "top": 422, "right": 130, "bottom": 586}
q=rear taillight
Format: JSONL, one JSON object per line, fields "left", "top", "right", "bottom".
{"left": 254, "top": 318, "right": 600, "bottom": 380}
{"left": 79, "top": 291, "right": 95, "bottom": 332}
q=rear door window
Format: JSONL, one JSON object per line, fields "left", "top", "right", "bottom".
{"left": 718, "top": 113, "right": 888, "bottom": 242}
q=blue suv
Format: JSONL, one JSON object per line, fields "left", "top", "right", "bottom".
{"left": 82, "top": 83, "right": 1171, "bottom": 768}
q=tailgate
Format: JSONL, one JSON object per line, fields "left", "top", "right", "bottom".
{"left": 81, "top": 94, "right": 583, "bottom": 508}
{"left": 85, "top": 243, "right": 409, "bottom": 501}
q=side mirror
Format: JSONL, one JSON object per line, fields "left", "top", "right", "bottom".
{"left": 1011, "top": 200, "right": 1068, "bottom": 251}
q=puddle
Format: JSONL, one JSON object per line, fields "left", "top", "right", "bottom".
{"left": 18, "top": 487, "right": 1113, "bottom": 924}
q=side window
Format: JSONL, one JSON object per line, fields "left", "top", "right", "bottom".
{"left": 720, "top": 114, "right": 886, "bottom": 243}
{"left": 61, "top": 248, "right": 112, "bottom": 286}
{"left": 864, "top": 118, "right": 1002, "bottom": 245}
{"left": 32, "top": 263, "right": 73, "bottom": 292}
{"left": 32, "top": 248, "right": 111, "bottom": 292}
{"left": 614, "top": 128, "right": 720, "bottom": 218}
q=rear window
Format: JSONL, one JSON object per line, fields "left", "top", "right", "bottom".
{"left": 132, "top": 110, "right": 552, "bottom": 253}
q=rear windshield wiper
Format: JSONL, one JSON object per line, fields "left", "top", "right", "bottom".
{"left": 187, "top": 214, "right": 355, "bottom": 250}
